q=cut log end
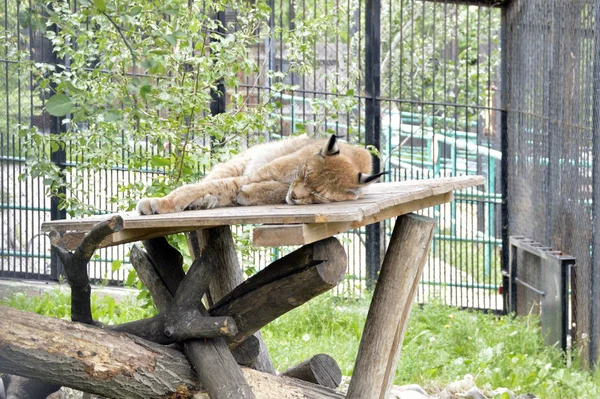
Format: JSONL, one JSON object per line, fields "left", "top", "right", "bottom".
{"left": 314, "top": 238, "right": 348, "bottom": 285}
{"left": 281, "top": 354, "right": 342, "bottom": 389}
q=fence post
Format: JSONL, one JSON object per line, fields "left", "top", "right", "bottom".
{"left": 590, "top": 2, "right": 600, "bottom": 369}
{"left": 500, "top": 5, "right": 509, "bottom": 314}
{"left": 47, "top": 11, "right": 67, "bottom": 281}
{"left": 364, "top": 0, "right": 382, "bottom": 290}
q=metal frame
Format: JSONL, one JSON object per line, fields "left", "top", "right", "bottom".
{"left": 505, "top": 236, "right": 575, "bottom": 352}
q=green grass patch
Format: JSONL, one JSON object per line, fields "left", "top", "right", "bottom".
{"left": 3, "top": 289, "right": 600, "bottom": 398}
{"left": 0, "top": 287, "right": 157, "bottom": 325}
{"left": 262, "top": 294, "right": 600, "bottom": 399}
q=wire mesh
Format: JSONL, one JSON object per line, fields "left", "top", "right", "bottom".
{"left": 505, "top": 0, "right": 597, "bottom": 363}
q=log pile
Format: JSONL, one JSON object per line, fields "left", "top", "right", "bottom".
{"left": 0, "top": 217, "right": 347, "bottom": 399}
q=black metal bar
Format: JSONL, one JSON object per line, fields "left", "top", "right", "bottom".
{"left": 364, "top": 0, "right": 381, "bottom": 290}
{"left": 210, "top": 10, "right": 227, "bottom": 117}
{"left": 590, "top": 0, "right": 600, "bottom": 368}
{"left": 47, "top": 7, "right": 67, "bottom": 281}
{"left": 500, "top": 5, "right": 509, "bottom": 315}
{"left": 508, "top": 242, "right": 517, "bottom": 313}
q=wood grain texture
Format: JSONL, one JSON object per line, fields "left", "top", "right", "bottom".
{"left": 188, "top": 227, "right": 276, "bottom": 374}
{"left": 252, "top": 191, "right": 452, "bottom": 246}
{"left": 281, "top": 354, "right": 342, "bottom": 389}
{"left": 41, "top": 176, "right": 484, "bottom": 248}
{"left": 209, "top": 237, "right": 347, "bottom": 347}
{"left": 0, "top": 306, "right": 345, "bottom": 399}
{"left": 0, "top": 306, "right": 200, "bottom": 399}
{"left": 346, "top": 213, "right": 436, "bottom": 399}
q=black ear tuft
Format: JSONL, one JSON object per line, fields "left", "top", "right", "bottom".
{"left": 358, "top": 171, "right": 389, "bottom": 185}
{"left": 320, "top": 134, "right": 340, "bottom": 156}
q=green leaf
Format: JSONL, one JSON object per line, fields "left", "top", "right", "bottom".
{"left": 46, "top": 94, "right": 74, "bottom": 116}
{"left": 111, "top": 260, "right": 122, "bottom": 272}
{"left": 129, "top": 6, "right": 142, "bottom": 16}
{"left": 103, "top": 110, "right": 121, "bottom": 122}
{"left": 151, "top": 155, "right": 171, "bottom": 167}
{"left": 18, "top": 10, "right": 31, "bottom": 28}
{"left": 126, "top": 269, "right": 137, "bottom": 286}
{"left": 94, "top": 0, "right": 106, "bottom": 13}
{"left": 163, "top": 33, "right": 177, "bottom": 47}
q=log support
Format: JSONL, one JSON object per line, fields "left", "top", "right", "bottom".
{"left": 188, "top": 226, "right": 277, "bottom": 373}
{"left": 2, "top": 211, "right": 439, "bottom": 399}
{"left": 346, "top": 213, "right": 437, "bottom": 399}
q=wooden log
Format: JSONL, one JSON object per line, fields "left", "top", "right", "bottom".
{"left": 0, "top": 306, "right": 345, "bottom": 399}
{"left": 163, "top": 247, "right": 217, "bottom": 329}
{"left": 0, "top": 306, "right": 199, "bottom": 399}
{"left": 189, "top": 227, "right": 244, "bottom": 302}
{"left": 49, "top": 215, "right": 123, "bottom": 324}
{"left": 127, "top": 243, "right": 259, "bottom": 369}
{"left": 210, "top": 237, "right": 347, "bottom": 347}
{"left": 164, "top": 312, "right": 237, "bottom": 340}
{"left": 346, "top": 213, "right": 436, "bottom": 399}
{"left": 281, "top": 354, "right": 342, "bottom": 389}
{"left": 108, "top": 314, "right": 171, "bottom": 344}
{"left": 189, "top": 227, "right": 276, "bottom": 373}
{"left": 183, "top": 337, "right": 255, "bottom": 399}
{"left": 230, "top": 335, "right": 261, "bottom": 367}
{"left": 129, "top": 245, "right": 173, "bottom": 312}
{"left": 142, "top": 237, "right": 186, "bottom": 296}
{"left": 169, "top": 247, "right": 255, "bottom": 399}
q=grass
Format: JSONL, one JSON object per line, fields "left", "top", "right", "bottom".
{"left": 3, "top": 289, "right": 600, "bottom": 398}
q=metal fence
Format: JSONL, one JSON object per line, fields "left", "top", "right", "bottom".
{"left": 1, "top": 1, "right": 503, "bottom": 311}
{"left": 504, "top": 0, "right": 599, "bottom": 366}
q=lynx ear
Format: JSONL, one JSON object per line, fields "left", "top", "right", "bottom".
{"left": 358, "top": 171, "right": 388, "bottom": 185}
{"left": 320, "top": 134, "right": 340, "bottom": 157}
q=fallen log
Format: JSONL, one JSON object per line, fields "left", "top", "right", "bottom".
{"left": 0, "top": 306, "right": 345, "bottom": 399}
{"left": 210, "top": 236, "right": 347, "bottom": 347}
{"left": 281, "top": 354, "right": 342, "bottom": 389}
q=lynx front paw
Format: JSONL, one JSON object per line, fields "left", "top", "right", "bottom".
{"left": 137, "top": 198, "right": 182, "bottom": 215}
{"left": 137, "top": 198, "right": 154, "bottom": 215}
{"left": 188, "top": 194, "right": 219, "bottom": 210}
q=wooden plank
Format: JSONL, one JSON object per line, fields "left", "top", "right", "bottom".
{"left": 57, "top": 227, "right": 199, "bottom": 250}
{"left": 346, "top": 214, "right": 436, "bottom": 399}
{"left": 252, "top": 192, "right": 452, "bottom": 246}
{"left": 42, "top": 177, "right": 484, "bottom": 250}
{"left": 41, "top": 176, "right": 484, "bottom": 234}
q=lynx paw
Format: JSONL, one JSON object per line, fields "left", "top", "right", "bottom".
{"left": 137, "top": 198, "right": 154, "bottom": 215}
{"left": 137, "top": 198, "right": 182, "bottom": 215}
{"left": 188, "top": 194, "right": 219, "bottom": 210}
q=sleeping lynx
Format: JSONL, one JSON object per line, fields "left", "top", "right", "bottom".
{"left": 137, "top": 134, "right": 386, "bottom": 215}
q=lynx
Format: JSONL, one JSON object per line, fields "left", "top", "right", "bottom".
{"left": 137, "top": 134, "right": 386, "bottom": 215}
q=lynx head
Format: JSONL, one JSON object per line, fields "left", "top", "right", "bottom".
{"left": 286, "top": 134, "right": 387, "bottom": 205}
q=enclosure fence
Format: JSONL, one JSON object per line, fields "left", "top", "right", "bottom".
{"left": 1, "top": 0, "right": 503, "bottom": 313}
{"left": 504, "top": 0, "right": 600, "bottom": 366}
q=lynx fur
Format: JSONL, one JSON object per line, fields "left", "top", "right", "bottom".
{"left": 137, "top": 134, "right": 386, "bottom": 215}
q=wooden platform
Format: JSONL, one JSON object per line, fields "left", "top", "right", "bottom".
{"left": 42, "top": 176, "right": 484, "bottom": 249}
